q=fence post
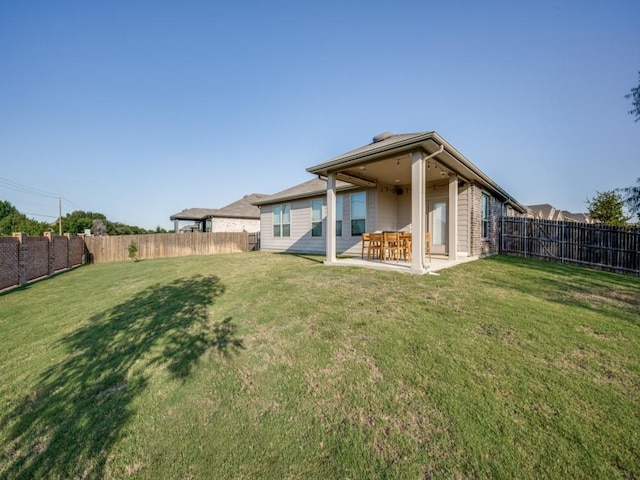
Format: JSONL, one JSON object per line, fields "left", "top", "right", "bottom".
{"left": 561, "top": 221, "right": 566, "bottom": 264}
{"left": 523, "top": 217, "right": 528, "bottom": 257}
{"left": 44, "top": 231, "right": 55, "bottom": 275}
{"left": 500, "top": 216, "right": 504, "bottom": 253}
{"left": 637, "top": 228, "right": 640, "bottom": 277}
{"left": 64, "top": 233, "right": 72, "bottom": 269}
{"left": 12, "top": 232, "right": 28, "bottom": 286}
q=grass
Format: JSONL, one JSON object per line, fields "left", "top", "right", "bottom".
{"left": 0, "top": 253, "right": 639, "bottom": 479}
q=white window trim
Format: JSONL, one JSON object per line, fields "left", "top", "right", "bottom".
{"left": 311, "top": 198, "right": 323, "bottom": 237}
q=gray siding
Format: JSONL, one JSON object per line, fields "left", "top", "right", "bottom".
{"left": 457, "top": 184, "right": 470, "bottom": 254}
{"left": 396, "top": 187, "right": 412, "bottom": 231}
{"left": 376, "top": 187, "right": 396, "bottom": 231}
{"left": 260, "top": 188, "right": 376, "bottom": 255}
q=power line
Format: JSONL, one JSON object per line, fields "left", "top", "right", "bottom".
{"left": 23, "top": 212, "right": 59, "bottom": 219}
{"left": 61, "top": 197, "right": 84, "bottom": 210}
{"left": 0, "top": 176, "right": 60, "bottom": 199}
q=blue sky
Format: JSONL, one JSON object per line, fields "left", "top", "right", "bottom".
{"left": 1, "top": 0, "right": 639, "bottom": 229}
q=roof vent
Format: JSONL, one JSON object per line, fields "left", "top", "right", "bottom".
{"left": 372, "top": 131, "right": 393, "bottom": 143}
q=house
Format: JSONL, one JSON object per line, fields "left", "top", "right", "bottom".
{"left": 171, "top": 194, "right": 268, "bottom": 233}
{"left": 254, "top": 131, "right": 527, "bottom": 274}
{"left": 526, "top": 204, "right": 592, "bottom": 224}
{"left": 526, "top": 204, "right": 563, "bottom": 221}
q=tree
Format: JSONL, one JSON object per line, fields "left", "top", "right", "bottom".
{"left": 91, "top": 218, "right": 108, "bottom": 236}
{"left": 0, "top": 201, "right": 51, "bottom": 236}
{"left": 586, "top": 190, "right": 629, "bottom": 226}
{"left": 60, "top": 210, "right": 107, "bottom": 235}
{"left": 621, "top": 177, "right": 640, "bottom": 219}
{"left": 625, "top": 71, "right": 640, "bottom": 122}
{"left": 127, "top": 241, "right": 138, "bottom": 261}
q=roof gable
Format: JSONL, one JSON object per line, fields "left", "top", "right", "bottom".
{"left": 170, "top": 208, "right": 219, "bottom": 221}
{"left": 253, "top": 178, "right": 355, "bottom": 206}
{"left": 213, "top": 193, "right": 268, "bottom": 219}
{"left": 306, "top": 130, "right": 527, "bottom": 214}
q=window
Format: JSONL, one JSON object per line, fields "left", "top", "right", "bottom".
{"left": 336, "top": 195, "right": 343, "bottom": 237}
{"left": 273, "top": 204, "right": 290, "bottom": 237}
{"left": 481, "top": 193, "right": 489, "bottom": 238}
{"left": 311, "top": 199, "right": 323, "bottom": 237}
{"left": 350, "top": 192, "right": 366, "bottom": 236}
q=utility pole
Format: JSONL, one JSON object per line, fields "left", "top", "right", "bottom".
{"left": 58, "top": 197, "right": 62, "bottom": 235}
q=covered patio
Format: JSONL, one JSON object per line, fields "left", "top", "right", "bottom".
{"left": 327, "top": 253, "right": 480, "bottom": 275}
{"left": 306, "top": 131, "right": 526, "bottom": 275}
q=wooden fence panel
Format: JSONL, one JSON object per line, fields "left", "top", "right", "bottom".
{"left": 500, "top": 217, "right": 640, "bottom": 276}
{"left": 83, "top": 232, "right": 252, "bottom": 263}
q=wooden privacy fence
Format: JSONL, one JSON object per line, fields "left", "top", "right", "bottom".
{"left": 0, "top": 232, "right": 85, "bottom": 291}
{"left": 500, "top": 217, "right": 640, "bottom": 276}
{"left": 84, "top": 232, "right": 256, "bottom": 263}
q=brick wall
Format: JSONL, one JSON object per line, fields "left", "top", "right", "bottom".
{"left": 210, "top": 218, "right": 260, "bottom": 233}
{"left": 0, "top": 237, "right": 19, "bottom": 290}
{"left": 52, "top": 235, "right": 69, "bottom": 272}
{"left": 469, "top": 184, "right": 503, "bottom": 256}
{"left": 25, "top": 236, "right": 49, "bottom": 281}
{"left": 0, "top": 233, "right": 85, "bottom": 291}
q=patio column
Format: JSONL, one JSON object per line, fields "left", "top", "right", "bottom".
{"left": 448, "top": 173, "right": 458, "bottom": 260}
{"left": 325, "top": 172, "right": 337, "bottom": 264}
{"left": 411, "top": 151, "right": 426, "bottom": 273}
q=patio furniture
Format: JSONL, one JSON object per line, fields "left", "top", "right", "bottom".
{"left": 425, "top": 232, "right": 432, "bottom": 262}
{"left": 399, "top": 232, "right": 412, "bottom": 261}
{"left": 369, "top": 232, "right": 382, "bottom": 260}
{"left": 361, "top": 233, "right": 371, "bottom": 259}
{"left": 382, "top": 231, "right": 401, "bottom": 262}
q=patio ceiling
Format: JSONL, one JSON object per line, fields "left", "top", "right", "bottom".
{"left": 337, "top": 151, "right": 454, "bottom": 187}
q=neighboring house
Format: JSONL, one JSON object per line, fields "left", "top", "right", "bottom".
{"left": 527, "top": 204, "right": 591, "bottom": 223}
{"left": 170, "top": 208, "right": 218, "bottom": 233}
{"left": 171, "top": 194, "right": 268, "bottom": 233}
{"left": 527, "top": 204, "right": 563, "bottom": 221}
{"left": 254, "top": 131, "right": 527, "bottom": 274}
{"left": 562, "top": 211, "right": 591, "bottom": 223}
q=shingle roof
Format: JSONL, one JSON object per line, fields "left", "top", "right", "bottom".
{"left": 306, "top": 130, "right": 527, "bottom": 214}
{"left": 323, "top": 132, "right": 428, "bottom": 165}
{"left": 170, "top": 208, "right": 219, "bottom": 221}
{"left": 560, "top": 211, "right": 591, "bottom": 223}
{"left": 526, "top": 204, "right": 556, "bottom": 220}
{"left": 253, "top": 178, "right": 355, "bottom": 206}
{"left": 213, "top": 193, "right": 268, "bottom": 219}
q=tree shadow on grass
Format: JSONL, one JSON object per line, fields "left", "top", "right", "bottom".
{"left": 0, "top": 274, "right": 244, "bottom": 479}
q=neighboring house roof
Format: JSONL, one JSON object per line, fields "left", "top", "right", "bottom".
{"left": 527, "top": 204, "right": 558, "bottom": 220}
{"left": 170, "top": 208, "right": 219, "bottom": 221}
{"left": 561, "top": 211, "right": 591, "bottom": 223}
{"left": 253, "top": 178, "right": 356, "bottom": 206}
{"left": 213, "top": 193, "right": 268, "bottom": 219}
{"left": 306, "top": 131, "right": 527, "bottom": 213}
{"left": 171, "top": 194, "right": 269, "bottom": 221}
{"left": 526, "top": 204, "right": 591, "bottom": 223}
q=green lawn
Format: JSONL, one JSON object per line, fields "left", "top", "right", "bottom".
{"left": 1, "top": 253, "right": 639, "bottom": 479}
